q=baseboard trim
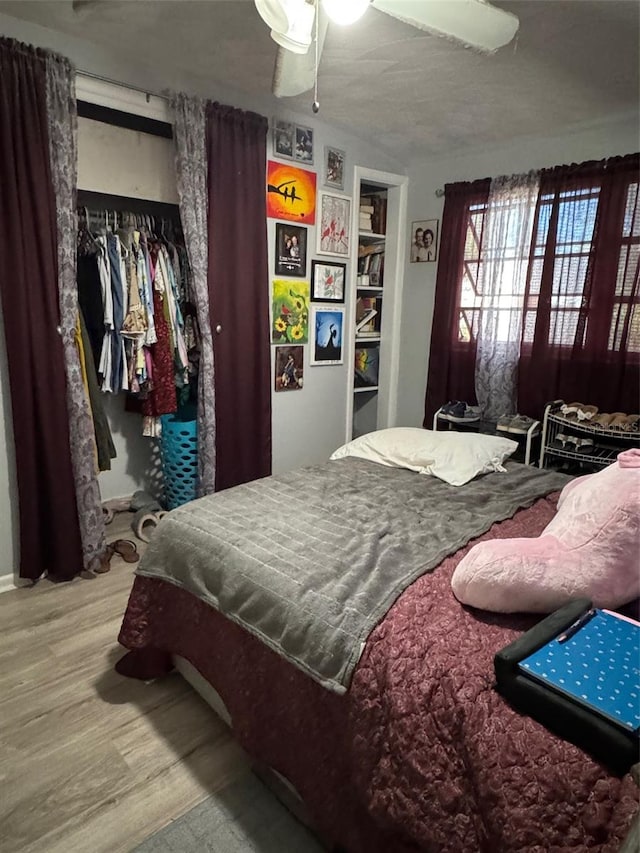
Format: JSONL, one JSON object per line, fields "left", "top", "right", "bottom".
{"left": 0, "top": 573, "right": 28, "bottom": 595}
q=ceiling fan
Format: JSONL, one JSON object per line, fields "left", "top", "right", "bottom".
{"left": 255, "top": 0, "right": 519, "bottom": 99}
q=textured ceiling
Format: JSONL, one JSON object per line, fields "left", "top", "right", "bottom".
{"left": 1, "top": 0, "right": 638, "bottom": 160}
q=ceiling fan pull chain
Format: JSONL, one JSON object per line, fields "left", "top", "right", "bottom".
{"left": 312, "top": 0, "right": 320, "bottom": 113}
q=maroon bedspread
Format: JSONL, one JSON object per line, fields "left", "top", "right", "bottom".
{"left": 118, "top": 495, "right": 638, "bottom": 852}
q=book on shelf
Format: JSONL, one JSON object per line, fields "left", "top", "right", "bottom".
{"left": 357, "top": 273, "right": 370, "bottom": 287}
{"left": 358, "top": 241, "right": 385, "bottom": 256}
{"left": 357, "top": 246, "right": 384, "bottom": 286}
{"left": 360, "top": 193, "right": 387, "bottom": 235}
{"left": 355, "top": 296, "right": 378, "bottom": 334}
{"left": 354, "top": 345, "right": 380, "bottom": 387}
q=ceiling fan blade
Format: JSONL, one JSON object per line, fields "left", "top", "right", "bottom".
{"left": 273, "top": 7, "right": 329, "bottom": 97}
{"left": 371, "top": 0, "right": 519, "bottom": 53}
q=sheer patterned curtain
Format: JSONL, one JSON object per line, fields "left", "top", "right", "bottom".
{"left": 45, "top": 51, "right": 107, "bottom": 570}
{"left": 474, "top": 171, "right": 540, "bottom": 420}
{"left": 170, "top": 92, "right": 216, "bottom": 496}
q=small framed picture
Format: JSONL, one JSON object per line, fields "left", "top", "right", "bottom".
{"left": 273, "top": 119, "right": 295, "bottom": 160}
{"left": 311, "top": 305, "right": 344, "bottom": 365}
{"left": 324, "top": 146, "right": 345, "bottom": 190}
{"left": 295, "top": 125, "right": 314, "bottom": 164}
{"left": 317, "top": 191, "right": 351, "bottom": 257}
{"left": 310, "top": 259, "right": 346, "bottom": 303}
{"left": 274, "top": 345, "right": 304, "bottom": 391}
{"left": 275, "top": 222, "right": 307, "bottom": 277}
{"left": 409, "top": 219, "right": 439, "bottom": 263}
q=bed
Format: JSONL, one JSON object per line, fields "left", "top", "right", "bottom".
{"left": 117, "top": 449, "right": 639, "bottom": 853}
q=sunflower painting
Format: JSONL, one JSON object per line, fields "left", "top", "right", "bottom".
{"left": 271, "top": 279, "right": 310, "bottom": 344}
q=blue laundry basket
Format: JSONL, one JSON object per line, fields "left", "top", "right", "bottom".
{"left": 160, "top": 412, "right": 198, "bottom": 509}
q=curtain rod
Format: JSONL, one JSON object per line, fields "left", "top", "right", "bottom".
{"left": 77, "top": 69, "right": 169, "bottom": 103}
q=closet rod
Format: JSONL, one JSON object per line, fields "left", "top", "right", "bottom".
{"left": 77, "top": 69, "right": 169, "bottom": 103}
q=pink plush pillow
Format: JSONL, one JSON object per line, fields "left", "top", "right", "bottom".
{"left": 451, "top": 454, "right": 640, "bottom": 613}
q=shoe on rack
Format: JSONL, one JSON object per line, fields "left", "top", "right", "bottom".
{"left": 463, "top": 405, "right": 481, "bottom": 421}
{"left": 575, "top": 404, "right": 598, "bottom": 422}
{"left": 496, "top": 414, "right": 516, "bottom": 432}
{"left": 507, "top": 415, "right": 539, "bottom": 434}
{"left": 441, "top": 400, "right": 464, "bottom": 416}
{"left": 559, "top": 401, "right": 598, "bottom": 422}
{"left": 441, "top": 401, "right": 480, "bottom": 423}
{"left": 439, "top": 401, "right": 466, "bottom": 421}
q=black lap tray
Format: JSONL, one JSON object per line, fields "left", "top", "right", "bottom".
{"left": 494, "top": 599, "right": 639, "bottom": 776}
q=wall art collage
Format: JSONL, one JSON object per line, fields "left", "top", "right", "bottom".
{"left": 269, "top": 119, "right": 349, "bottom": 391}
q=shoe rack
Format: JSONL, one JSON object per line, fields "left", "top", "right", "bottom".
{"left": 433, "top": 406, "right": 540, "bottom": 465}
{"left": 539, "top": 400, "right": 640, "bottom": 470}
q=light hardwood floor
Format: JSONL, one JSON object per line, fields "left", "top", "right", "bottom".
{"left": 0, "top": 515, "right": 251, "bottom": 853}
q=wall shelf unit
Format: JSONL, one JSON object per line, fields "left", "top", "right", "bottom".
{"left": 346, "top": 168, "right": 408, "bottom": 441}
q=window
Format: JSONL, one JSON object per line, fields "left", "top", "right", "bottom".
{"left": 611, "top": 182, "right": 640, "bottom": 353}
{"left": 458, "top": 203, "right": 485, "bottom": 342}
{"left": 456, "top": 179, "right": 640, "bottom": 355}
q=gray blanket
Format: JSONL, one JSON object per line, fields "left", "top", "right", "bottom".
{"left": 136, "top": 459, "right": 569, "bottom": 694}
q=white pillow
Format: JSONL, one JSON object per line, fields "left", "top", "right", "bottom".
{"left": 330, "top": 427, "right": 518, "bottom": 487}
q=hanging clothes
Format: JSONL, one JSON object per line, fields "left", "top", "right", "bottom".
{"left": 77, "top": 232, "right": 105, "bottom": 371}
{"left": 79, "top": 307, "right": 116, "bottom": 472}
{"left": 76, "top": 206, "right": 194, "bottom": 438}
{"left": 141, "top": 260, "right": 178, "bottom": 418}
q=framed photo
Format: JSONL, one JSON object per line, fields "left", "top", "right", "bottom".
{"left": 273, "top": 119, "right": 294, "bottom": 160}
{"left": 295, "top": 125, "right": 314, "bottom": 164}
{"left": 316, "top": 191, "right": 351, "bottom": 257}
{"left": 275, "top": 222, "right": 307, "bottom": 277}
{"left": 267, "top": 160, "right": 317, "bottom": 225}
{"left": 310, "top": 260, "right": 346, "bottom": 303}
{"left": 274, "top": 345, "right": 304, "bottom": 391}
{"left": 324, "top": 146, "right": 345, "bottom": 190}
{"left": 409, "top": 218, "right": 439, "bottom": 263}
{"left": 311, "top": 305, "right": 344, "bottom": 365}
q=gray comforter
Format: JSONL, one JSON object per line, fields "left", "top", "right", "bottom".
{"left": 136, "top": 458, "right": 569, "bottom": 693}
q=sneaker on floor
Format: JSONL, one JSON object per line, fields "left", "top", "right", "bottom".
{"left": 507, "top": 415, "right": 539, "bottom": 434}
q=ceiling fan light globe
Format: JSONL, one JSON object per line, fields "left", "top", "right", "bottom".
{"left": 322, "top": 0, "right": 369, "bottom": 26}
{"left": 259, "top": 0, "right": 315, "bottom": 54}
{"left": 255, "top": 0, "right": 289, "bottom": 33}
{"left": 271, "top": 26, "right": 313, "bottom": 54}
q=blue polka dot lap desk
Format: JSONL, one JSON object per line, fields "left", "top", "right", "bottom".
{"left": 518, "top": 609, "right": 640, "bottom": 734}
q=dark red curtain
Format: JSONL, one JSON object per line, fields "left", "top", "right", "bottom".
{"left": 206, "top": 103, "right": 272, "bottom": 490}
{"left": 518, "top": 154, "right": 640, "bottom": 416}
{"left": 0, "top": 38, "right": 83, "bottom": 580}
{"left": 423, "top": 179, "right": 489, "bottom": 427}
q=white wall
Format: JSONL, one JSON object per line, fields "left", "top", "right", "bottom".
{"left": 0, "top": 12, "right": 404, "bottom": 585}
{"left": 394, "top": 114, "right": 640, "bottom": 431}
{"left": 78, "top": 118, "right": 179, "bottom": 204}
